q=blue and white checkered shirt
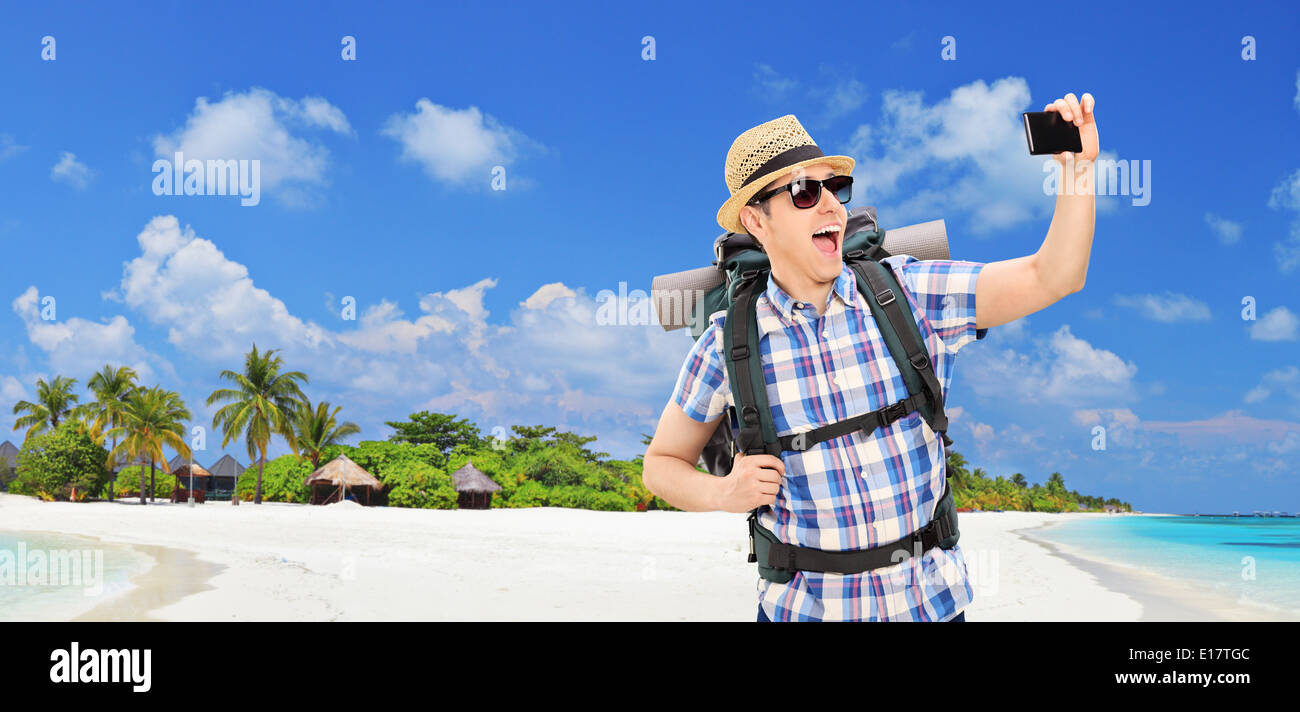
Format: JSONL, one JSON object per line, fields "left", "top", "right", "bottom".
{"left": 670, "top": 256, "right": 988, "bottom": 621}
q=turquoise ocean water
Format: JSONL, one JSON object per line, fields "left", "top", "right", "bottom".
{"left": 0, "top": 530, "right": 152, "bottom": 621}
{"left": 1027, "top": 515, "right": 1300, "bottom": 616}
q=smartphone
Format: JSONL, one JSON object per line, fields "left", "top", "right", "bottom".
{"left": 1022, "top": 111, "right": 1082, "bottom": 155}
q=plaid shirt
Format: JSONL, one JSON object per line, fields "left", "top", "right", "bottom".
{"left": 670, "top": 256, "right": 988, "bottom": 621}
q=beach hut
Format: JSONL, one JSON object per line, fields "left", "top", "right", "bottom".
{"left": 172, "top": 462, "right": 211, "bottom": 485}
{"left": 207, "top": 454, "right": 245, "bottom": 492}
{"left": 450, "top": 461, "right": 502, "bottom": 509}
{"left": 0, "top": 440, "right": 17, "bottom": 469}
{"left": 304, "top": 453, "right": 383, "bottom": 506}
{"left": 170, "top": 463, "right": 211, "bottom": 503}
{"left": 0, "top": 440, "right": 17, "bottom": 491}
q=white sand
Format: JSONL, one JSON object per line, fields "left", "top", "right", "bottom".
{"left": 0, "top": 493, "right": 1256, "bottom": 621}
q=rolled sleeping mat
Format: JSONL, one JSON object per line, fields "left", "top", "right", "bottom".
{"left": 651, "top": 218, "right": 950, "bottom": 331}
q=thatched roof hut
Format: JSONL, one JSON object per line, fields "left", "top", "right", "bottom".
{"left": 451, "top": 462, "right": 502, "bottom": 493}
{"left": 173, "top": 462, "right": 211, "bottom": 480}
{"left": 168, "top": 454, "right": 204, "bottom": 473}
{"left": 304, "top": 454, "right": 382, "bottom": 505}
{"left": 450, "top": 461, "right": 501, "bottom": 509}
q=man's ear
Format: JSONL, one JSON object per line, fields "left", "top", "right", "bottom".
{"left": 739, "top": 205, "right": 765, "bottom": 249}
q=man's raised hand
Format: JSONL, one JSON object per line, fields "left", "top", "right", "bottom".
{"left": 1045, "top": 91, "right": 1099, "bottom": 164}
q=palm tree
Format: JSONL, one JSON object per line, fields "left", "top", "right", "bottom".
{"left": 11, "top": 376, "right": 80, "bottom": 443}
{"left": 207, "top": 344, "right": 307, "bottom": 505}
{"left": 85, "top": 365, "right": 139, "bottom": 501}
{"left": 944, "top": 449, "right": 969, "bottom": 489}
{"left": 291, "top": 398, "right": 360, "bottom": 470}
{"left": 104, "top": 386, "right": 193, "bottom": 505}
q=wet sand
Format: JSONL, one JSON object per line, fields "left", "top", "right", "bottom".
{"left": 73, "top": 541, "right": 225, "bottom": 621}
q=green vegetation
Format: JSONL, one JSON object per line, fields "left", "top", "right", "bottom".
{"left": 104, "top": 386, "right": 193, "bottom": 504}
{"left": 233, "top": 455, "right": 314, "bottom": 503}
{"left": 5, "top": 352, "right": 1130, "bottom": 515}
{"left": 945, "top": 450, "right": 1131, "bottom": 512}
{"left": 207, "top": 344, "right": 308, "bottom": 505}
{"left": 290, "top": 398, "right": 360, "bottom": 469}
{"left": 11, "top": 375, "right": 80, "bottom": 443}
{"left": 108, "top": 465, "right": 181, "bottom": 499}
{"left": 83, "top": 365, "right": 141, "bottom": 501}
{"left": 8, "top": 422, "right": 112, "bottom": 501}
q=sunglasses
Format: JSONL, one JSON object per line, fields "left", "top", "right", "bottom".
{"left": 749, "top": 174, "right": 853, "bottom": 210}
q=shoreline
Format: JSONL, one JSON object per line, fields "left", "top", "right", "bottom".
{"left": 1012, "top": 517, "right": 1300, "bottom": 622}
{"left": 73, "top": 539, "right": 225, "bottom": 622}
{"left": 2, "top": 493, "right": 1295, "bottom": 621}
{"left": 0, "top": 525, "right": 226, "bottom": 622}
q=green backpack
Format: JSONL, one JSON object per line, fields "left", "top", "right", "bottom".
{"left": 686, "top": 205, "right": 961, "bottom": 584}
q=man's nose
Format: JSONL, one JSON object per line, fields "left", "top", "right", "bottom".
{"left": 817, "top": 183, "right": 844, "bottom": 213}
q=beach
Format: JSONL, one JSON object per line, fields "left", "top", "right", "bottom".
{"left": 0, "top": 492, "right": 1291, "bottom": 621}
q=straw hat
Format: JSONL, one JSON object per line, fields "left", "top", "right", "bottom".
{"left": 716, "top": 114, "right": 855, "bottom": 234}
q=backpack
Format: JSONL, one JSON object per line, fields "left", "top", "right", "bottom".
{"left": 679, "top": 205, "right": 961, "bottom": 582}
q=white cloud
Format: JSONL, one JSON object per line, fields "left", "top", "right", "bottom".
{"left": 521, "top": 282, "right": 577, "bottom": 310}
{"left": 153, "top": 88, "right": 351, "bottom": 205}
{"left": 752, "top": 64, "right": 798, "bottom": 101}
{"left": 1249, "top": 306, "right": 1299, "bottom": 341}
{"left": 50, "top": 152, "right": 93, "bottom": 189}
{"left": 1269, "top": 168, "right": 1300, "bottom": 272}
{"left": 1112, "top": 292, "right": 1211, "bottom": 322}
{"left": 809, "top": 76, "right": 867, "bottom": 122}
{"left": 970, "top": 421, "right": 994, "bottom": 442}
{"left": 10, "top": 286, "right": 172, "bottom": 384}
{"left": 0, "top": 376, "right": 26, "bottom": 405}
{"left": 836, "top": 77, "right": 1114, "bottom": 234}
{"left": 751, "top": 65, "right": 866, "bottom": 123}
{"left": 1144, "top": 410, "right": 1300, "bottom": 449}
{"left": 1268, "top": 431, "right": 1300, "bottom": 455}
{"left": 109, "top": 216, "right": 333, "bottom": 362}
{"left": 1244, "top": 365, "right": 1300, "bottom": 405}
{"left": 965, "top": 323, "right": 1138, "bottom": 406}
{"left": 1294, "top": 68, "right": 1300, "bottom": 114}
{"left": 1, "top": 133, "right": 28, "bottom": 162}
{"left": 1204, "top": 212, "right": 1242, "bottom": 245}
{"left": 1071, "top": 407, "right": 1140, "bottom": 447}
{"left": 381, "top": 100, "right": 538, "bottom": 187}
{"left": 87, "top": 216, "right": 690, "bottom": 457}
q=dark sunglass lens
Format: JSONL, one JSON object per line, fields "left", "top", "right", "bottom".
{"left": 790, "top": 179, "right": 820, "bottom": 208}
{"left": 828, "top": 176, "right": 853, "bottom": 203}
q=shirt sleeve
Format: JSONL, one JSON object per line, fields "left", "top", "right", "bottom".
{"left": 881, "top": 254, "right": 988, "bottom": 354}
{"left": 668, "top": 318, "right": 730, "bottom": 423}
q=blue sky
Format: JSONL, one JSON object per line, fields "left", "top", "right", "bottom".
{"left": 1, "top": 0, "right": 1297, "bottom": 514}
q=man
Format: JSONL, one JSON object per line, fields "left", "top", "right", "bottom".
{"left": 643, "top": 95, "right": 1098, "bottom": 622}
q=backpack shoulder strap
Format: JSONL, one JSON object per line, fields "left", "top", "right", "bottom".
{"left": 846, "top": 253, "right": 953, "bottom": 446}
{"left": 721, "top": 270, "right": 783, "bottom": 458}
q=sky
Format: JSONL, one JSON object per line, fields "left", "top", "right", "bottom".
{"left": 1, "top": 0, "right": 1297, "bottom": 514}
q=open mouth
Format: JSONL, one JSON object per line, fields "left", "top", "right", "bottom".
{"left": 812, "top": 225, "right": 841, "bottom": 256}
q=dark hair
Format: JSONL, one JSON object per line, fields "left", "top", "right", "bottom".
{"left": 755, "top": 176, "right": 780, "bottom": 217}
{"left": 742, "top": 176, "right": 780, "bottom": 240}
